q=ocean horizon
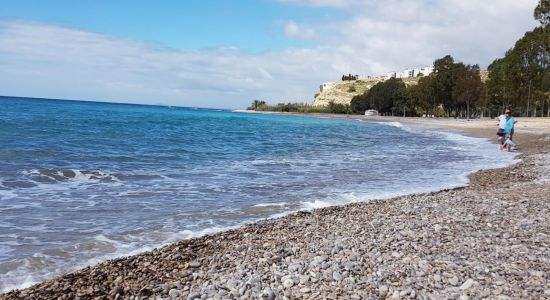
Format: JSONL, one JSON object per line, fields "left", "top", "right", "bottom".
{"left": 0, "top": 96, "right": 516, "bottom": 292}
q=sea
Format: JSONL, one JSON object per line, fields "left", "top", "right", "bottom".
{"left": 0, "top": 96, "right": 516, "bottom": 292}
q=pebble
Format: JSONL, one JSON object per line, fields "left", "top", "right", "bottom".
{"left": 449, "top": 276, "right": 459, "bottom": 286}
{"left": 282, "top": 279, "right": 294, "bottom": 289}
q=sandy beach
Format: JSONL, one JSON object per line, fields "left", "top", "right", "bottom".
{"left": 2, "top": 116, "right": 550, "bottom": 299}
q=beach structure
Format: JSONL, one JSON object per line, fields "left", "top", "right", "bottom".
{"left": 364, "top": 109, "right": 378, "bottom": 116}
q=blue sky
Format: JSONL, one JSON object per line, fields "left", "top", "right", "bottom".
{"left": 0, "top": 0, "right": 540, "bottom": 108}
{"left": 1, "top": 0, "right": 344, "bottom": 52}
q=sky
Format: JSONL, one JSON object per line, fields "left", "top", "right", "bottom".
{"left": 0, "top": 0, "right": 541, "bottom": 108}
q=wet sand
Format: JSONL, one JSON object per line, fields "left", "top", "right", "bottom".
{"left": 2, "top": 116, "right": 550, "bottom": 299}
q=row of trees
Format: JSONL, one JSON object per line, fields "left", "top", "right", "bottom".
{"left": 350, "top": 56, "right": 485, "bottom": 118}
{"left": 342, "top": 74, "right": 359, "bottom": 81}
{"left": 247, "top": 100, "right": 349, "bottom": 114}
{"left": 486, "top": 0, "right": 550, "bottom": 117}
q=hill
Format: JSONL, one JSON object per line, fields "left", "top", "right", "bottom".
{"left": 311, "top": 71, "right": 489, "bottom": 107}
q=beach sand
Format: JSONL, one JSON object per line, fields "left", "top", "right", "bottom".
{"left": 2, "top": 116, "right": 550, "bottom": 299}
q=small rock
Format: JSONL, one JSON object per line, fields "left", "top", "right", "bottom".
{"left": 449, "top": 276, "right": 459, "bottom": 286}
{"left": 460, "top": 279, "right": 474, "bottom": 290}
{"left": 378, "top": 285, "right": 389, "bottom": 296}
{"left": 390, "top": 290, "right": 400, "bottom": 300}
{"left": 300, "top": 287, "right": 311, "bottom": 293}
{"left": 261, "top": 288, "right": 276, "bottom": 300}
{"left": 283, "top": 279, "right": 294, "bottom": 289}
{"left": 187, "top": 292, "right": 200, "bottom": 300}
{"left": 332, "top": 271, "right": 342, "bottom": 281}
{"left": 169, "top": 289, "right": 181, "bottom": 299}
{"left": 111, "top": 286, "right": 124, "bottom": 296}
{"left": 189, "top": 261, "right": 201, "bottom": 268}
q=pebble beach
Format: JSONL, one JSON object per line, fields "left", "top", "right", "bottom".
{"left": 2, "top": 118, "right": 550, "bottom": 300}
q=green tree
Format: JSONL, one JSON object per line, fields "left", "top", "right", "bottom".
{"left": 486, "top": 1, "right": 550, "bottom": 117}
{"left": 247, "top": 99, "right": 266, "bottom": 110}
{"left": 433, "top": 55, "right": 456, "bottom": 115}
{"left": 363, "top": 78, "right": 409, "bottom": 115}
{"left": 350, "top": 92, "right": 370, "bottom": 114}
{"left": 535, "top": 0, "right": 550, "bottom": 26}
{"left": 453, "top": 64, "right": 484, "bottom": 118}
{"left": 408, "top": 74, "right": 437, "bottom": 116}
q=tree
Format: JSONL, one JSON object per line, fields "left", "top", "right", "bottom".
{"left": 408, "top": 75, "right": 437, "bottom": 116}
{"left": 433, "top": 55, "right": 456, "bottom": 115}
{"left": 247, "top": 99, "right": 266, "bottom": 110}
{"left": 350, "top": 92, "right": 370, "bottom": 114}
{"left": 535, "top": 0, "right": 550, "bottom": 26}
{"left": 486, "top": 26, "right": 550, "bottom": 116}
{"left": 453, "top": 64, "right": 484, "bottom": 118}
{"left": 485, "top": 1, "right": 550, "bottom": 117}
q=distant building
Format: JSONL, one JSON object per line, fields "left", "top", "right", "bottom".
{"left": 387, "top": 66, "right": 434, "bottom": 79}
{"left": 320, "top": 82, "right": 337, "bottom": 92}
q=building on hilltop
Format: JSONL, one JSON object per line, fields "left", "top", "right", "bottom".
{"left": 320, "top": 82, "right": 337, "bottom": 92}
{"left": 387, "top": 66, "right": 434, "bottom": 79}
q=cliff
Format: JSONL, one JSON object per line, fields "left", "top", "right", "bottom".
{"left": 311, "top": 70, "right": 489, "bottom": 107}
{"left": 311, "top": 77, "right": 420, "bottom": 107}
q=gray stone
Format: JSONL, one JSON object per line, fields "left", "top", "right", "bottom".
{"left": 448, "top": 276, "right": 459, "bottom": 286}
{"left": 169, "top": 289, "right": 181, "bottom": 299}
{"left": 283, "top": 279, "right": 294, "bottom": 289}
{"left": 187, "top": 292, "right": 201, "bottom": 300}
{"left": 459, "top": 279, "right": 474, "bottom": 290}
{"left": 379, "top": 285, "right": 388, "bottom": 296}
{"left": 189, "top": 261, "right": 201, "bottom": 268}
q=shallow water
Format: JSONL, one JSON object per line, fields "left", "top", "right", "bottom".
{"left": 0, "top": 96, "right": 516, "bottom": 291}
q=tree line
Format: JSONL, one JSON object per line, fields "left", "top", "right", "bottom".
{"left": 350, "top": 56, "right": 486, "bottom": 118}
{"left": 247, "top": 100, "right": 350, "bottom": 114}
{"left": 342, "top": 74, "right": 359, "bottom": 81}
{"left": 486, "top": 0, "right": 549, "bottom": 117}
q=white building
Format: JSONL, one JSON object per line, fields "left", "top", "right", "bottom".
{"left": 386, "top": 66, "right": 434, "bottom": 79}
{"left": 320, "top": 82, "right": 337, "bottom": 92}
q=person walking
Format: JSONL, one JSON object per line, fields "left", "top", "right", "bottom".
{"left": 496, "top": 110, "right": 508, "bottom": 148}
{"left": 504, "top": 109, "right": 517, "bottom": 139}
{"left": 499, "top": 109, "right": 517, "bottom": 151}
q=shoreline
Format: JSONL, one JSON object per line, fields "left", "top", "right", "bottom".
{"left": 2, "top": 117, "right": 550, "bottom": 299}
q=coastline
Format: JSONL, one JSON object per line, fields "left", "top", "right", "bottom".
{"left": 2, "top": 117, "right": 550, "bottom": 299}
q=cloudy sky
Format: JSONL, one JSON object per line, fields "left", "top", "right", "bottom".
{"left": 0, "top": 0, "right": 540, "bottom": 108}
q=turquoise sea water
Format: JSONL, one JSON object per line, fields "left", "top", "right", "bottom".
{"left": 0, "top": 96, "right": 516, "bottom": 291}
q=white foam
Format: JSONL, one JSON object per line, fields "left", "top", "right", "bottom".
{"left": 0, "top": 189, "right": 17, "bottom": 201}
{"left": 252, "top": 202, "right": 288, "bottom": 208}
{"left": 386, "top": 121, "right": 404, "bottom": 128}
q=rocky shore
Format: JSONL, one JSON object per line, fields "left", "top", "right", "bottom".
{"left": 2, "top": 122, "right": 550, "bottom": 299}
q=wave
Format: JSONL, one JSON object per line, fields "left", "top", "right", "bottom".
{"left": 21, "top": 169, "right": 168, "bottom": 184}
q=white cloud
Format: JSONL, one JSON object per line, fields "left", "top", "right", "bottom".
{"left": 0, "top": 21, "right": 336, "bottom": 108}
{"left": 284, "top": 21, "right": 316, "bottom": 39}
{"left": 0, "top": 0, "right": 540, "bottom": 108}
